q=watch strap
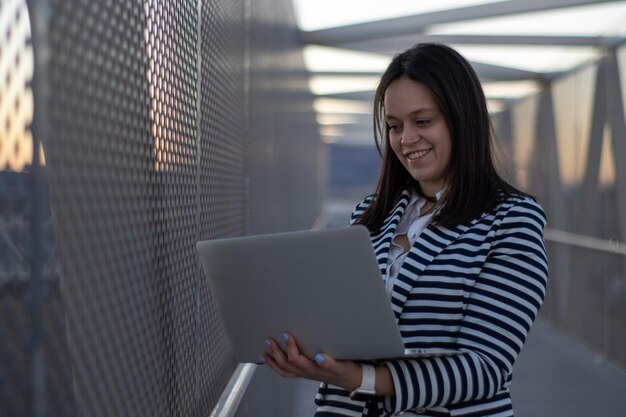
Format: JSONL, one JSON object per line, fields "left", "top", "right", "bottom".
{"left": 350, "top": 363, "right": 376, "bottom": 400}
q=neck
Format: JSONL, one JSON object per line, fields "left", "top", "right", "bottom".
{"left": 422, "top": 193, "right": 437, "bottom": 203}
{"left": 418, "top": 183, "right": 444, "bottom": 202}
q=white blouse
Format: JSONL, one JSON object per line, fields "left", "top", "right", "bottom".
{"left": 385, "top": 190, "right": 444, "bottom": 296}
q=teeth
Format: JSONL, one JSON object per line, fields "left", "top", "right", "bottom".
{"left": 407, "top": 149, "right": 431, "bottom": 160}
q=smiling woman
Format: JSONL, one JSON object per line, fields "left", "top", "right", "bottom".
{"left": 384, "top": 78, "right": 452, "bottom": 198}
{"left": 263, "top": 43, "right": 548, "bottom": 417}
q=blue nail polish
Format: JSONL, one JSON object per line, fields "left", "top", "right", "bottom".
{"left": 314, "top": 354, "right": 325, "bottom": 364}
{"left": 265, "top": 339, "right": 271, "bottom": 347}
{"left": 258, "top": 357, "right": 266, "bottom": 364}
{"left": 282, "top": 333, "right": 289, "bottom": 342}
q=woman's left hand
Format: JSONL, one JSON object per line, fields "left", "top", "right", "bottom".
{"left": 262, "top": 332, "right": 362, "bottom": 391}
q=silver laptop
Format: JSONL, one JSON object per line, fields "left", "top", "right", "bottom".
{"left": 197, "top": 226, "right": 457, "bottom": 363}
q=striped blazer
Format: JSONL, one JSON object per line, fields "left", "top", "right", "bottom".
{"left": 315, "top": 190, "right": 548, "bottom": 417}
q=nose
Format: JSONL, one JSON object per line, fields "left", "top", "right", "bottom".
{"left": 401, "top": 125, "right": 421, "bottom": 145}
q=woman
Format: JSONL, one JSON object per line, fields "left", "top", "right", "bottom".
{"left": 263, "top": 43, "right": 548, "bottom": 417}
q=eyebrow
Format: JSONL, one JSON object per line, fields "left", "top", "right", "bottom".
{"left": 385, "top": 108, "right": 436, "bottom": 120}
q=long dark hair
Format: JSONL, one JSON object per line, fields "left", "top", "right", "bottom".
{"left": 355, "top": 43, "right": 531, "bottom": 232}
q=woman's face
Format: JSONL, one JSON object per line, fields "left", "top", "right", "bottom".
{"left": 384, "top": 77, "right": 452, "bottom": 197}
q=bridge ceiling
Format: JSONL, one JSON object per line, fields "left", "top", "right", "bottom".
{"left": 292, "top": 0, "right": 626, "bottom": 145}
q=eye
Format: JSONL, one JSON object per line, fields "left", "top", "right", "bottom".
{"left": 387, "top": 122, "right": 401, "bottom": 132}
{"left": 416, "top": 119, "right": 431, "bottom": 126}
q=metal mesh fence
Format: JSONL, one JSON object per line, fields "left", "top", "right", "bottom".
{"left": 197, "top": 0, "right": 247, "bottom": 413}
{"left": 1, "top": 0, "right": 322, "bottom": 416}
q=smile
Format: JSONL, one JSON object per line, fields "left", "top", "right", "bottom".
{"left": 406, "top": 148, "right": 432, "bottom": 160}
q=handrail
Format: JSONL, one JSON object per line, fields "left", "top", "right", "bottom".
{"left": 209, "top": 363, "right": 257, "bottom": 417}
{"left": 544, "top": 228, "right": 626, "bottom": 256}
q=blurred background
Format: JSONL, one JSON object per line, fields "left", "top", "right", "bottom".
{"left": 1, "top": 0, "right": 625, "bottom": 416}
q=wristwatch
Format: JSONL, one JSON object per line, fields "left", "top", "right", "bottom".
{"left": 350, "top": 363, "right": 377, "bottom": 400}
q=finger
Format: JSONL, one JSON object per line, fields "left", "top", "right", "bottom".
{"left": 262, "top": 354, "right": 298, "bottom": 378}
{"left": 313, "top": 353, "right": 335, "bottom": 370}
{"left": 284, "top": 333, "right": 325, "bottom": 376}
{"left": 267, "top": 337, "right": 300, "bottom": 374}
{"left": 312, "top": 353, "right": 350, "bottom": 381}
{"left": 284, "top": 332, "right": 303, "bottom": 362}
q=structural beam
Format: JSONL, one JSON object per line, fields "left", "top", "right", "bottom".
{"left": 310, "top": 71, "right": 382, "bottom": 78}
{"left": 311, "top": 60, "right": 542, "bottom": 82}
{"left": 304, "top": 0, "right": 621, "bottom": 46}
{"left": 606, "top": 49, "right": 626, "bottom": 244}
{"left": 577, "top": 59, "right": 605, "bottom": 235}
{"left": 318, "top": 91, "right": 375, "bottom": 102}
{"left": 338, "top": 35, "right": 623, "bottom": 54}
{"left": 533, "top": 87, "right": 571, "bottom": 325}
{"left": 469, "top": 61, "right": 543, "bottom": 81}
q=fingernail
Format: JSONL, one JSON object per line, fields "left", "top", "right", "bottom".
{"left": 314, "top": 354, "right": 325, "bottom": 364}
{"left": 282, "top": 333, "right": 289, "bottom": 342}
{"left": 258, "top": 357, "right": 266, "bottom": 364}
{"left": 265, "top": 339, "right": 271, "bottom": 347}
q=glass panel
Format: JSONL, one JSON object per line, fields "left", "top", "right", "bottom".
{"left": 552, "top": 64, "right": 596, "bottom": 187}
{"left": 511, "top": 94, "right": 539, "bottom": 191}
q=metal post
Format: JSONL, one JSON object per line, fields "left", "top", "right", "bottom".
{"left": 26, "top": 1, "right": 51, "bottom": 416}
{"left": 536, "top": 85, "right": 571, "bottom": 326}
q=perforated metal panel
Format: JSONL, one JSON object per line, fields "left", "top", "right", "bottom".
{"left": 197, "top": 0, "right": 247, "bottom": 412}
{"left": 2, "top": 0, "right": 323, "bottom": 416}
{"left": 40, "top": 1, "right": 173, "bottom": 415}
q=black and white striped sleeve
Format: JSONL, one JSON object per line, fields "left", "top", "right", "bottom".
{"left": 381, "top": 199, "right": 548, "bottom": 414}
{"left": 350, "top": 195, "right": 374, "bottom": 225}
